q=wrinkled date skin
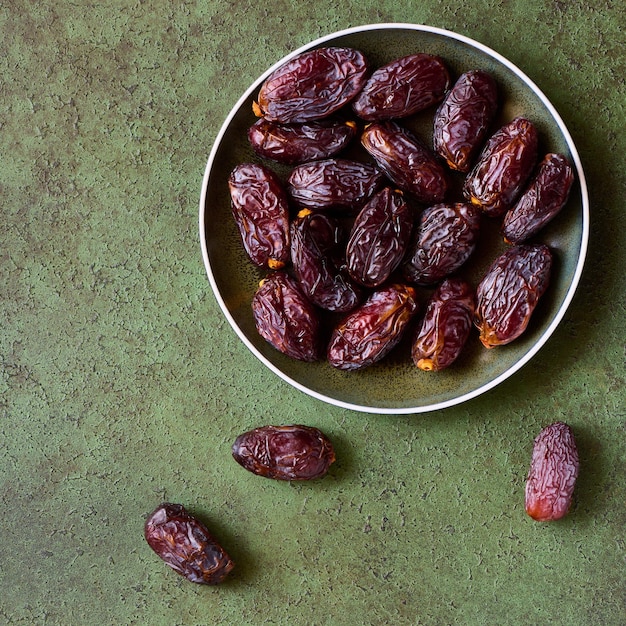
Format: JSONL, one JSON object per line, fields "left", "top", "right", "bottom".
{"left": 502, "top": 153, "right": 575, "bottom": 244}
{"left": 361, "top": 121, "right": 449, "bottom": 204}
{"left": 352, "top": 53, "right": 451, "bottom": 121}
{"left": 328, "top": 283, "right": 418, "bottom": 371}
{"left": 433, "top": 69, "right": 499, "bottom": 172}
{"left": 525, "top": 422, "right": 579, "bottom": 521}
{"left": 412, "top": 278, "right": 475, "bottom": 371}
{"left": 463, "top": 116, "right": 538, "bottom": 217}
{"left": 253, "top": 47, "right": 369, "bottom": 123}
{"left": 346, "top": 187, "right": 414, "bottom": 288}
{"left": 402, "top": 203, "right": 482, "bottom": 286}
{"left": 475, "top": 244, "right": 552, "bottom": 348}
{"left": 287, "top": 158, "right": 384, "bottom": 212}
{"left": 144, "top": 503, "right": 234, "bottom": 585}
{"left": 247, "top": 118, "right": 357, "bottom": 165}
{"left": 232, "top": 424, "right": 336, "bottom": 480}
{"left": 291, "top": 209, "right": 362, "bottom": 312}
{"left": 252, "top": 272, "right": 321, "bottom": 361}
{"left": 228, "top": 163, "right": 290, "bottom": 269}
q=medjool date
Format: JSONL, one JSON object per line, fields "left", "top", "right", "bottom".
{"left": 525, "top": 422, "right": 579, "bottom": 521}
{"left": 228, "top": 163, "right": 290, "bottom": 269}
{"left": 252, "top": 272, "right": 321, "bottom": 361}
{"left": 352, "top": 53, "right": 450, "bottom": 120}
{"left": 402, "top": 203, "right": 481, "bottom": 286}
{"left": 328, "top": 283, "right": 418, "bottom": 371}
{"left": 433, "top": 69, "right": 499, "bottom": 172}
{"left": 247, "top": 118, "right": 357, "bottom": 165}
{"left": 287, "top": 158, "right": 384, "bottom": 212}
{"left": 291, "top": 209, "right": 362, "bottom": 312}
{"left": 474, "top": 244, "right": 552, "bottom": 348}
{"left": 412, "top": 278, "right": 475, "bottom": 371}
{"left": 232, "top": 424, "right": 335, "bottom": 480}
{"left": 502, "top": 153, "right": 574, "bottom": 243}
{"left": 253, "top": 47, "right": 369, "bottom": 123}
{"left": 144, "top": 503, "right": 234, "bottom": 585}
{"left": 361, "top": 121, "right": 449, "bottom": 204}
{"left": 463, "top": 117, "right": 538, "bottom": 217}
{"left": 346, "top": 187, "right": 413, "bottom": 288}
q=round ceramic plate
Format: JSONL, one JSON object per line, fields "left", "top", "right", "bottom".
{"left": 199, "top": 24, "right": 589, "bottom": 414}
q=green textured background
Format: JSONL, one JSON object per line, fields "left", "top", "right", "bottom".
{"left": 1, "top": 2, "right": 624, "bottom": 625}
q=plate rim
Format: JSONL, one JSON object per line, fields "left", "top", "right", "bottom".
{"left": 198, "top": 23, "right": 590, "bottom": 415}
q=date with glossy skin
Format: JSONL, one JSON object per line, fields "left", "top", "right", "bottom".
{"left": 525, "top": 422, "right": 579, "bottom": 521}
{"left": 252, "top": 272, "right": 321, "bottom": 361}
{"left": 433, "top": 69, "right": 499, "bottom": 172}
{"left": 232, "top": 424, "right": 335, "bottom": 480}
{"left": 287, "top": 158, "right": 384, "bottom": 212}
{"left": 352, "top": 53, "right": 451, "bottom": 121}
{"left": 328, "top": 283, "right": 418, "bottom": 371}
{"left": 346, "top": 187, "right": 413, "bottom": 288}
{"left": 361, "top": 121, "right": 449, "bottom": 204}
{"left": 502, "top": 153, "right": 574, "bottom": 244}
{"left": 247, "top": 118, "right": 357, "bottom": 165}
{"left": 474, "top": 244, "right": 552, "bottom": 348}
{"left": 412, "top": 278, "right": 475, "bottom": 371}
{"left": 144, "top": 503, "right": 234, "bottom": 585}
{"left": 463, "top": 117, "right": 538, "bottom": 217}
{"left": 291, "top": 209, "right": 362, "bottom": 312}
{"left": 228, "top": 163, "right": 290, "bottom": 269}
{"left": 402, "top": 203, "right": 481, "bottom": 286}
{"left": 253, "top": 47, "right": 369, "bottom": 123}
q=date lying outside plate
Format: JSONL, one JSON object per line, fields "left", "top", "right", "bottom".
{"left": 199, "top": 24, "right": 589, "bottom": 414}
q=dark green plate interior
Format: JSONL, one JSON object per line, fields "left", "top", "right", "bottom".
{"left": 199, "top": 24, "right": 588, "bottom": 414}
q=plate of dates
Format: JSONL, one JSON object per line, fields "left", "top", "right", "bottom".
{"left": 199, "top": 24, "right": 588, "bottom": 414}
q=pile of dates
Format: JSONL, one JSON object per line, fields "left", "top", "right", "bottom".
{"left": 229, "top": 46, "right": 575, "bottom": 372}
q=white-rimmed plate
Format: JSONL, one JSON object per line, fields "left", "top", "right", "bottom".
{"left": 199, "top": 24, "right": 589, "bottom": 414}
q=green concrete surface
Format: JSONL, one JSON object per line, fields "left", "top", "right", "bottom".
{"left": 1, "top": 2, "right": 624, "bottom": 625}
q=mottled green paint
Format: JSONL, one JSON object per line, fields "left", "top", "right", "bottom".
{"left": 1, "top": 2, "right": 624, "bottom": 625}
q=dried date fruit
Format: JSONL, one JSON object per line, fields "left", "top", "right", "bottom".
{"left": 433, "top": 69, "right": 499, "bottom": 172}
{"left": 361, "top": 121, "right": 449, "bottom": 204}
{"left": 144, "top": 503, "right": 234, "bottom": 585}
{"left": 287, "top": 158, "right": 384, "bottom": 212}
{"left": 346, "top": 187, "right": 413, "bottom": 288}
{"left": 502, "top": 153, "right": 574, "bottom": 244}
{"left": 252, "top": 272, "right": 321, "bottom": 361}
{"left": 252, "top": 47, "right": 369, "bottom": 123}
{"left": 328, "top": 283, "right": 418, "bottom": 371}
{"left": 402, "top": 203, "right": 481, "bottom": 286}
{"left": 228, "top": 163, "right": 290, "bottom": 269}
{"left": 525, "top": 422, "right": 579, "bottom": 521}
{"left": 232, "top": 424, "right": 335, "bottom": 480}
{"left": 412, "top": 278, "right": 475, "bottom": 371}
{"left": 247, "top": 118, "right": 357, "bottom": 165}
{"left": 474, "top": 244, "right": 552, "bottom": 348}
{"left": 352, "top": 53, "right": 450, "bottom": 120}
{"left": 291, "top": 209, "right": 362, "bottom": 312}
{"left": 463, "top": 116, "right": 538, "bottom": 217}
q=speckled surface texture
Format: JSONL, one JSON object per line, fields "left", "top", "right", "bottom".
{"left": 1, "top": 2, "right": 624, "bottom": 625}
